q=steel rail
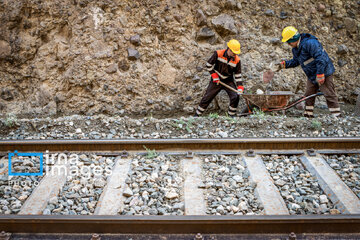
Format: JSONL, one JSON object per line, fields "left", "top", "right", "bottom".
{"left": 0, "top": 215, "right": 360, "bottom": 234}
{"left": 0, "top": 138, "right": 359, "bottom": 152}
{"left": 1, "top": 138, "right": 359, "bottom": 236}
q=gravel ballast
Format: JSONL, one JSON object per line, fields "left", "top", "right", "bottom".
{"left": 43, "top": 154, "right": 115, "bottom": 215}
{"left": 0, "top": 156, "right": 43, "bottom": 214}
{"left": 119, "top": 154, "right": 184, "bottom": 215}
{"left": 202, "top": 155, "right": 263, "bottom": 215}
{"left": 0, "top": 113, "right": 359, "bottom": 140}
{"left": 262, "top": 155, "right": 339, "bottom": 215}
{"left": 323, "top": 154, "right": 360, "bottom": 199}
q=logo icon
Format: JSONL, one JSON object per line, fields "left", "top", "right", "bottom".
{"left": 8, "top": 150, "right": 43, "bottom": 176}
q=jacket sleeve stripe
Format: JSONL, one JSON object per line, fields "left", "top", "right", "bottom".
{"left": 214, "top": 70, "right": 228, "bottom": 79}
{"left": 206, "top": 62, "right": 215, "bottom": 71}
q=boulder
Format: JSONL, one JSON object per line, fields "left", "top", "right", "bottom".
{"left": 157, "top": 60, "right": 177, "bottom": 87}
{"left": 344, "top": 17, "right": 357, "bottom": 33}
{"left": 211, "top": 14, "right": 238, "bottom": 36}
{"left": 336, "top": 44, "right": 348, "bottom": 55}
{"left": 1, "top": 89, "right": 14, "bottom": 101}
{"left": 196, "top": 9, "right": 207, "bottom": 26}
{"left": 0, "top": 40, "right": 11, "bottom": 59}
{"left": 196, "top": 27, "right": 216, "bottom": 40}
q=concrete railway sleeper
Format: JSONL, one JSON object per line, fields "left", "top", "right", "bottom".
{"left": 0, "top": 138, "right": 359, "bottom": 237}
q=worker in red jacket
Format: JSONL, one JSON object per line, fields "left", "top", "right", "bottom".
{"left": 195, "top": 39, "right": 243, "bottom": 117}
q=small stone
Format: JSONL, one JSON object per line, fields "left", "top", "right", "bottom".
{"left": 173, "top": 14, "right": 181, "bottom": 23}
{"left": 123, "top": 187, "right": 133, "bottom": 197}
{"left": 130, "top": 34, "right": 141, "bottom": 46}
{"left": 106, "top": 158, "right": 113, "bottom": 165}
{"left": 43, "top": 209, "right": 51, "bottom": 215}
{"left": 338, "top": 59, "right": 347, "bottom": 67}
{"left": 192, "top": 75, "right": 201, "bottom": 82}
{"left": 291, "top": 203, "right": 301, "bottom": 210}
{"left": 48, "top": 196, "right": 58, "bottom": 205}
{"left": 275, "top": 179, "right": 286, "bottom": 187}
{"left": 233, "top": 175, "right": 243, "bottom": 183}
{"left": 149, "top": 208, "right": 158, "bottom": 215}
{"left": 67, "top": 199, "right": 74, "bottom": 206}
{"left": 81, "top": 210, "right": 88, "bottom": 215}
{"left": 127, "top": 48, "right": 140, "bottom": 60}
{"left": 317, "top": 3, "right": 326, "bottom": 12}
{"left": 94, "top": 178, "right": 106, "bottom": 188}
{"left": 76, "top": 128, "right": 82, "bottom": 133}
{"left": 216, "top": 205, "right": 225, "bottom": 213}
{"left": 330, "top": 209, "right": 340, "bottom": 215}
{"left": 218, "top": 131, "right": 228, "bottom": 138}
{"left": 173, "top": 202, "right": 185, "bottom": 211}
{"left": 319, "top": 195, "right": 328, "bottom": 204}
{"left": 18, "top": 195, "right": 28, "bottom": 201}
{"left": 105, "top": 64, "right": 118, "bottom": 74}
{"left": 270, "top": 38, "right": 281, "bottom": 45}
{"left": 158, "top": 207, "right": 167, "bottom": 215}
{"left": 286, "top": 195, "right": 294, "bottom": 202}
{"left": 336, "top": 44, "right": 348, "bottom": 55}
{"left": 231, "top": 205, "right": 239, "bottom": 213}
{"left": 279, "top": 11, "right": 287, "bottom": 19}
{"left": 265, "top": 9, "right": 275, "bottom": 16}
{"left": 23, "top": 159, "right": 35, "bottom": 167}
{"left": 165, "top": 189, "right": 179, "bottom": 199}
{"left": 118, "top": 59, "right": 130, "bottom": 71}
{"left": 320, "top": 204, "right": 328, "bottom": 213}
{"left": 238, "top": 201, "right": 248, "bottom": 211}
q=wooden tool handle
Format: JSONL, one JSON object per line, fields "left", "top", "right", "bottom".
{"left": 218, "top": 81, "right": 242, "bottom": 95}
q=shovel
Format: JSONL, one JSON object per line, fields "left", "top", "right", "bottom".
{"left": 218, "top": 81, "right": 242, "bottom": 95}
{"left": 263, "top": 63, "right": 281, "bottom": 93}
{"left": 263, "top": 63, "right": 280, "bottom": 84}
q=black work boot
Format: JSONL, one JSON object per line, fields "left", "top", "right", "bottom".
{"left": 303, "top": 113, "right": 314, "bottom": 118}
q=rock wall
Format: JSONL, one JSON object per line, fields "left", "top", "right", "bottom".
{"left": 0, "top": 0, "right": 359, "bottom": 116}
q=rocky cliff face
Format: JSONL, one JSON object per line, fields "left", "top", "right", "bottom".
{"left": 0, "top": 0, "right": 359, "bottom": 116}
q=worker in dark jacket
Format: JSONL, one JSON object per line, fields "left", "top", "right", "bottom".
{"left": 278, "top": 26, "right": 341, "bottom": 117}
{"left": 195, "top": 39, "right": 243, "bottom": 117}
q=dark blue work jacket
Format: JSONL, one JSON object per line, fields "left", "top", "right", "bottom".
{"left": 285, "top": 33, "right": 335, "bottom": 84}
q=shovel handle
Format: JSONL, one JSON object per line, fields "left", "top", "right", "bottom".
{"left": 218, "top": 81, "right": 242, "bottom": 95}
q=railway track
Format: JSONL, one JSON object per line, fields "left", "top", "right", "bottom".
{"left": 0, "top": 138, "right": 359, "bottom": 239}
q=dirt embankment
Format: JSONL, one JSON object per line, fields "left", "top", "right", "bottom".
{"left": 0, "top": 0, "right": 359, "bottom": 117}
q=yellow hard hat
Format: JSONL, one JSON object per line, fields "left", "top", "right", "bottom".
{"left": 227, "top": 39, "right": 241, "bottom": 54}
{"left": 281, "top": 26, "right": 298, "bottom": 42}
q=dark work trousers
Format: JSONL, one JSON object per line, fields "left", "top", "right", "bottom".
{"left": 196, "top": 78, "right": 239, "bottom": 116}
{"left": 304, "top": 75, "right": 341, "bottom": 117}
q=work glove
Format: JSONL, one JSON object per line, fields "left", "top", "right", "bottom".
{"left": 237, "top": 86, "right": 244, "bottom": 94}
{"left": 316, "top": 74, "right": 325, "bottom": 85}
{"left": 276, "top": 61, "right": 286, "bottom": 71}
{"left": 211, "top": 73, "right": 220, "bottom": 85}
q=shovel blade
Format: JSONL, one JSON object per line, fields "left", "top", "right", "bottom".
{"left": 263, "top": 70, "right": 274, "bottom": 83}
